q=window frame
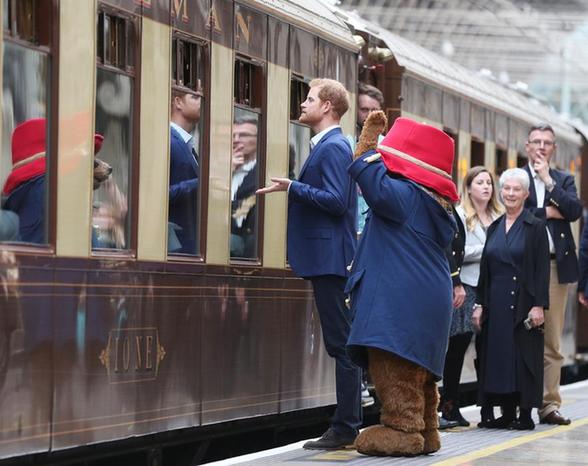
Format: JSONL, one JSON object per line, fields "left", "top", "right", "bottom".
{"left": 230, "top": 54, "right": 267, "bottom": 265}
{"left": 168, "top": 31, "right": 211, "bottom": 262}
{"left": 1, "top": 0, "right": 58, "bottom": 253}
{"left": 91, "top": 2, "right": 141, "bottom": 258}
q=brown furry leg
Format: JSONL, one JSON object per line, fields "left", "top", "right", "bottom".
{"left": 355, "top": 425, "right": 424, "bottom": 457}
{"left": 355, "top": 348, "right": 426, "bottom": 456}
{"left": 422, "top": 373, "right": 441, "bottom": 454}
{"left": 370, "top": 348, "right": 427, "bottom": 432}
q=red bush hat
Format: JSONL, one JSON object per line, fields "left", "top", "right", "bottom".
{"left": 377, "top": 117, "right": 458, "bottom": 202}
{"left": 2, "top": 118, "right": 104, "bottom": 195}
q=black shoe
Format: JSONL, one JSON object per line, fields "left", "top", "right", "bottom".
{"left": 508, "top": 418, "right": 535, "bottom": 430}
{"left": 484, "top": 416, "right": 514, "bottom": 429}
{"left": 303, "top": 428, "right": 356, "bottom": 450}
{"left": 438, "top": 416, "right": 459, "bottom": 430}
{"left": 477, "top": 405, "right": 495, "bottom": 428}
{"left": 440, "top": 400, "right": 470, "bottom": 427}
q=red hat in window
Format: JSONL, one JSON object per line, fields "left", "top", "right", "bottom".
{"left": 377, "top": 117, "right": 458, "bottom": 202}
{"left": 2, "top": 118, "right": 104, "bottom": 195}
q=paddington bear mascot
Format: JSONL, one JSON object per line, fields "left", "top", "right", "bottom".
{"left": 345, "top": 111, "right": 458, "bottom": 456}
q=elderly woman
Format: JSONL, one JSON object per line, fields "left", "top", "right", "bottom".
{"left": 440, "top": 166, "right": 503, "bottom": 427}
{"left": 472, "top": 168, "right": 549, "bottom": 430}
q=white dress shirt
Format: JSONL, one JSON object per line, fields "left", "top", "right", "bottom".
{"left": 528, "top": 163, "right": 555, "bottom": 253}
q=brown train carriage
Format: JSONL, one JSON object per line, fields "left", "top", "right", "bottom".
{"left": 330, "top": 5, "right": 587, "bottom": 382}
{"left": 0, "top": 0, "right": 359, "bottom": 463}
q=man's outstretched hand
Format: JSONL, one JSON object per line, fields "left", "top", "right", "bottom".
{"left": 256, "top": 177, "right": 292, "bottom": 195}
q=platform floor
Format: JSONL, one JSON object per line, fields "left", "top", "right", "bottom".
{"left": 209, "top": 380, "right": 588, "bottom": 465}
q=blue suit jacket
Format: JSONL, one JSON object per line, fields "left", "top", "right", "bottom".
{"left": 346, "top": 151, "right": 455, "bottom": 379}
{"left": 523, "top": 165, "right": 581, "bottom": 283}
{"left": 169, "top": 127, "right": 199, "bottom": 254}
{"left": 287, "top": 127, "right": 357, "bottom": 278}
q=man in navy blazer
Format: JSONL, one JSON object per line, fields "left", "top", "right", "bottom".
{"left": 523, "top": 123, "right": 582, "bottom": 425}
{"left": 257, "top": 78, "right": 360, "bottom": 449}
{"left": 169, "top": 88, "right": 202, "bottom": 254}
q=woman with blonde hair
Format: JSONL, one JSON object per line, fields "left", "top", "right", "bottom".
{"left": 440, "top": 166, "right": 503, "bottom": 426}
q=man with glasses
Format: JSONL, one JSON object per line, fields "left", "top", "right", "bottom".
{"left": 231, "top": 115, "right": 259, "bottom": 258}
{"left": 523, "top": 123, "right": 582, "bottom": 425}
{"left": 169, "top": 87, "right": 202, "bottom": 254}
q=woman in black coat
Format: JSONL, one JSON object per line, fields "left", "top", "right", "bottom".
{"left": 472, "top": 168, "right": 549, "bottom": 430}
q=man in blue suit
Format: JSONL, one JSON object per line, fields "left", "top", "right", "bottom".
{"left": 257, "top": 78, "right": 361, "bottom": 449}
{"left": 523, "top": 123, "right": 582, "bottom": 426}
{"left": 169, "top": 88, "right": 202, "bottom": 254}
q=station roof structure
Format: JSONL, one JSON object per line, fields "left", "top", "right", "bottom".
{"left": 335, "top": 0, "right": 588, "bottom": 124}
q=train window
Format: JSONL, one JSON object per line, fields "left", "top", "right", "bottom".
{"left": 289, "top": 77, "right": 311, "bottom": 180}
{"left": 495, "top": 148, "right": 508, "bottom": 176}
{"left": 92, "top": 7, "right": 138, "bottom": 251}
{"left": 1, "top": 0, "right": 53, "bottom": 245}
{"left": 231, "top": 57, "right": 264, "bottom": 261}
{"left": 168, "top": 35, "right": 206, "bottom": 256}
{"left": 96, "top": 9, "right": 135, "bottom": 73}
{"left": 234, "top": 59, "right": 264, "bottom": 110}
{"left": 470, "top": 139, "right": 485, "bottom": 168}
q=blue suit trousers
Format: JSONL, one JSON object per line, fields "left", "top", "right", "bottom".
{"left": 311, "top": 275, "right": 362, "bottom": 435}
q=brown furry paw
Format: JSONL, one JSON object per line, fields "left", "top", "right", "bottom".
{"left": 355, "top": 425, "right": 424, "bottom": 457}
{"left": 354, "top": 110, "right": 387, "bottom": 159}
{"left": 422, "top": 429, "right": 441, "bottom": 454}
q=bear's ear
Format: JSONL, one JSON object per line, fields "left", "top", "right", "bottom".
{"left": 354, "top": 110, "right": 387, "bottom": 159}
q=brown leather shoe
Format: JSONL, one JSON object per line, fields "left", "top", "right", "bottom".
{"left": 540, "top": 410, "right": 571, "bottom": 425}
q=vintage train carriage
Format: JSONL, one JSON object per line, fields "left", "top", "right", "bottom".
{"left": 330, "top": 5, "right": 585, "bottom": 373}
{"left": 0, "top": 0, "right": 359, "bottom": 463}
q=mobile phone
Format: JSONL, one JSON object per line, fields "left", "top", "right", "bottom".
{"left": 523, "top": 317, "right": 533, "bottom": 330}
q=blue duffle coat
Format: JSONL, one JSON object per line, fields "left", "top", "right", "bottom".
{"left": 346, "top": 151, "right": 456, "bottom": 380}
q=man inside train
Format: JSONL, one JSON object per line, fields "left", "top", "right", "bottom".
{"left": 231, "top": 115, "right": 259, "bottom": 258}
{"left": 169, "top": 86, "right": 202, "bottom": 255}
{"left": 523, "top": 123, "right": 582, "bottom": 425}
{"left": 357, "top": 82, "right": 384, "bottom": 136}
{"left": 257, "top": 78, "right": 361, "bottom": 450}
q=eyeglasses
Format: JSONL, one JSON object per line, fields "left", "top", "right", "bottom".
{"left": 528, "top": 139, "right": 555, "bottom": 148}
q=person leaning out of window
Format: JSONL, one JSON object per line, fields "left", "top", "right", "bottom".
{"left": 472, "top": 168, "right": 549, "bottom": 431}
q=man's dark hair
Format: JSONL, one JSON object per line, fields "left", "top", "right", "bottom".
{"left": 358, "top": 82, "right": 384, "bottom": 108}
{"left": 528, "top": 123, "right": 556, "bottom": 139}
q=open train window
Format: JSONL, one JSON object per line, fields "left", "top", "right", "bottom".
{"left": 470, "top": 139, "right": 485, "bottom": 168}
{"left": 495, "top": 147, "right": 508, "bottom": 176}
{"left": 168, "top": 34, "right": 207, "bottom": 257}
{"left": 1, "top": 0, "right": 54, "bottom": 246}
{"left": 234, "top": 59, "right": 264, "bottom": 110}
{"left": 230, "top": 57, "right": 265, "bottom": 261}
{"left": 288, "top": 76, "right": 311, "bottom": 180}
{"left": 92, "top": 6, "right": 139, "bottom": 253}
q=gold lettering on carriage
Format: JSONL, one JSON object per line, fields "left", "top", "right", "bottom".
{"left": 171, "top": 0, "right": 188, "bottom": 22}
{"left": 235, "top": 11, "right": 252, "bottom": 44}
{"left": 99, "top": 328, "right": 166, "bottom": 384}
{"left": 208, "top": 4, "right": 222, "bottom": 33}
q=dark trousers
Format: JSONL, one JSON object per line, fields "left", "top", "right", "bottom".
{"left": 442, "top": 332, "right": 473, "bottom": 404}
{"left": 311, "top": 275, "right": 362, "bottom": 435}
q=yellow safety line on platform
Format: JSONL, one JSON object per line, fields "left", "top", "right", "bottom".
{"left": 433, "top": 417, "right": 588, "bottom": 466}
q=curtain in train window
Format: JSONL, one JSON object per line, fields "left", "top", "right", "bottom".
{"left": 1, "top": 14, "right": 51, "bottom": 245}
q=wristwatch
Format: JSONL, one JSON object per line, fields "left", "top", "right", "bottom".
{"left": 545, "top": 179, "right": 556, "bottom": 192}
{"left": 473, "top": 303, "right": 482, "bottom": 310}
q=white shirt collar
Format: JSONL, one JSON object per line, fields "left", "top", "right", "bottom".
{"left": 311, "top": 125, "right": 340, "bottom": 149}
{"left": 170, "top": 122, "right": 193, "bottom": 145}
{"left": 528, "top": 162, "right": 538, "bottom": 179}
